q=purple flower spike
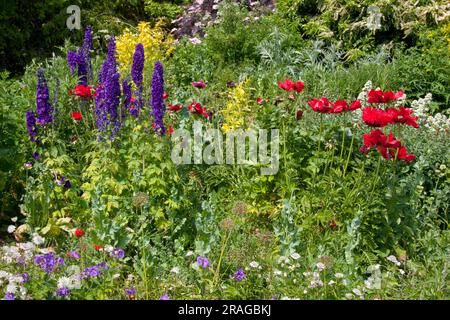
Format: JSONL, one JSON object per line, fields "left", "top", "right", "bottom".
{"left": 36, "top": 69, "right": 53, "bottom": 125}
{"left": 26, "top": 111, "right": 38, "bottom": 142}
{"left": 151, "top": 61, "right": 165, "bottom": 135}
{"left": 132, "top": 44, "right": 144, "bottom": 87}
{"left": 196, "top": 256, "right": 210, "bottom": 269}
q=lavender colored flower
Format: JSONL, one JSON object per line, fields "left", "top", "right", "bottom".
{"left": 96, "top": 261, "right": 108, "bottom": 269}
{"left": 233, "top": 268, "right": 246, "bottom": 282}
{"left": 159, "top": 294, "right": 170, "bottom": 300}
{"left": 151, "top": 61, "right": 165, "bottom": 135}
{"left": 21, "top": 272, "right": 30, "bottom": 284}
{"left": 36, "top": 69, "right": 53, "bottom": 125}
{"left": 67, "top": 251, "right": 80, "bottom": 259}
{"left": 26, "top": 111, "right": 38, "bottom": 142}
{"left": 24, "top": 162, "right": 33, "bottom": 169}
{"left": 82, "top": 265, "right": 102, "bottom": 278}
{"left": 67, "top": 26, "right": 92, "bottom": 85}
{"left": 196, "top": 256, "right": 210, "bottom": 269}
{"left": 33, "top": 252, "right": 64, "bottom": 274}
{"left": 125, "top": 287, "right": 136, "bottom": 297}
{"left": 5, "top": 292, "right": 14, "bottom": 300}
{"left": 131, "top": 44, "right": 144, "bottom": 87}
{"left": 56, "top": 287, "right": 70, "bottom": 297}
{"left": 111, "top": 248, "right": 125, "bottom": 259}
{"left": 32, "top": 152, "right": 40, "bottom": 160}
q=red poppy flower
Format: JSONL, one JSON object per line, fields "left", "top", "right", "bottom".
{"left": 256, "top": 97, "right": 264, "bottom": 104}
{"left": 188, "top": 102, "right": 209, "bottom": 118}
{"left": 386, "top": 107, "right": 419, "bottom": 128}
{"left": 397, "top": 146, "right": 416, "bottom": 162}
{"left": 168, "top": 103, "right": 183, "bottom": 111}
{"left": 94, "top": 244, "right": 103, "bottom": 250}
{"left": 74, "top": 228, "right": 85, "bottom": 238}
{"left": 69, "top": 85, "right": 94, "bottom": 99}
{"left": 347, "top": 100, "right": 362, "bottom": 111}
{"left": 330, "top": 100, "right": 348, "bottom": 113}
{"left": 277, "top": 79, "right": 304, "bottom": 93}
{"left": 362, "top": 107, "right": 393, "bottom": 127}
{"left": 163, "top": 92, "right": 169, "bottom": 100}
{"left": 192, "top": 80, "right": 206, "bottom": 89}
{"left": 367, "top": 89, "right": 404, "bottom": 104}
{"left": 307, "top": 97, "right": 333, "bottom": 113}
{"left": 296, "top": 110, "right": 304, "bottom": 120}
{"left": 167, "top": 127, "right": 174, "bottom": 135}
{"left": 71, "top": 111, "right": 82, "bottom": 121}
{"left": 362, "top": 129, "right": 415, "bottom": 162}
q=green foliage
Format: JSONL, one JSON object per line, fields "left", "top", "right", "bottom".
{"left": 144, "top": 0, "right": 186, "bottom": 22}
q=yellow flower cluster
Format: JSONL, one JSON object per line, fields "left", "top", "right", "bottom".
{"left": 221, "top": 79, "right": 253, "bottom": 133}
{"left": 116, "top": 20, "right": 174, "bottom": 76}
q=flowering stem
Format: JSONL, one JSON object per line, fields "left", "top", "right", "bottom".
{"left": 213, "top": 230, "right": 232, "bottom": 288}
{"left": 342, "top": 133, "right": 354, "bottom": 179}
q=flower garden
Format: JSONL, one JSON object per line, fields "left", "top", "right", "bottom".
{"left": 0, "top": 0, "right": 449, "bottom": 300}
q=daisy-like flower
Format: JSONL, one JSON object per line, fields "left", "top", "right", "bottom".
{"left": 290, "top": 253, "right": 300, "bottom": 260}
{"left": 32, "top": 233, "right": 45, "bottom": 245}
{"left": 316, "top": 262, "right": 325, "bottom": 271}
{"left": 249, "top": 261, "right": 260, "bottom": 268}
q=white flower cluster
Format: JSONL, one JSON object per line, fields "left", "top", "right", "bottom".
{"left": 410, "top": 93, "right": 450, "bottom": 134}
{"left": 0, "top": 270, "right": 28, "bottom": 299}
{"left": 357, "top": 80, "right": 373, "bottom": 105}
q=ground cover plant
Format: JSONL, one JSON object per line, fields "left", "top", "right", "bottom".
{"left": 0, "top": 0, "right": 449, "bottom": 300}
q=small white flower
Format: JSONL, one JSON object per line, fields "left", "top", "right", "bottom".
{"left": 104, "top": 245, "right": 114, "bottom": 253}
{"left": 399, "top": 269, "right": 405, "bottom": 275}
{"left": 364, "top": 279, "right": 373, "bottom": 289}
{"left": 386, "top": 255, "right": 401, "bottom": 266}
{"left": 290, "top": 253, "right": 300, "bottom": 260}
{"left": 352, "top": 288, "right": 362, "bottom": 296}
{"left": 186, "top": 250, "right": 194, "bottom": 257}
{"left": 316, "top": 262, "right": 325, "bottom": 271}
{"left": 273, "top": 269, "right": 282, "bottom": 276}
{"left": 328, "top": 280, "right": 336, "bottom": 286}
{"left": 278, "top": 256, "right": 288, "bottom": 264}
{"left": 335, "top": 273, "right": 344, "bottom": 278}
{"left": 32, "top": 233, "right": 45, "bottom": 246}
{"left": 345, "top": 293, "right": 353, "bottom": 300}
{"left": 57, "top": 277, "right": 72, "bottom": 289}
{"left": 170, "top": 267, "right": 180, "bottom": 274}
{"left": 303, "top": 272, "right": 311, "bottom": 277}
{"left": 7, "top": 225, "right": 16, "bottom": 234}
{"left": 303, "top": 289, "right": 308, "bottom": 294}
{"left": 189, "top": 37, "right": 202, "bottom": 45}
{"left": 342, "top": 279, "right": 349, "bottom": 286}
{"left": 11, "top": 217, "right": 18, "bottom": 223}
{"left": 249, "top": 261, "right": 259, "bottom": 268}
{"left": 112, "top": 273, "right": 121, "bottom": 280}
{"left": 6, "top": 283, "right": 17, "bottom": 294}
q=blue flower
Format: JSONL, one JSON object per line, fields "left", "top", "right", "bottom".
{"left": 233, "top": 268, "right": 246, "bottom": 282}
{"left": 5, "top": 292, "right": 14, "bottom": 300}
{"left": 112, "top": 248, "right": 125, "bottom": 259}
{"left": 159, "top": 294, "right": 170, "bottom": 300}
{"left": 56, "top": 287, "right": 70, "bottom": 297}
{"left": 196, "top": 256, "right": 210, "bottom": 269}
